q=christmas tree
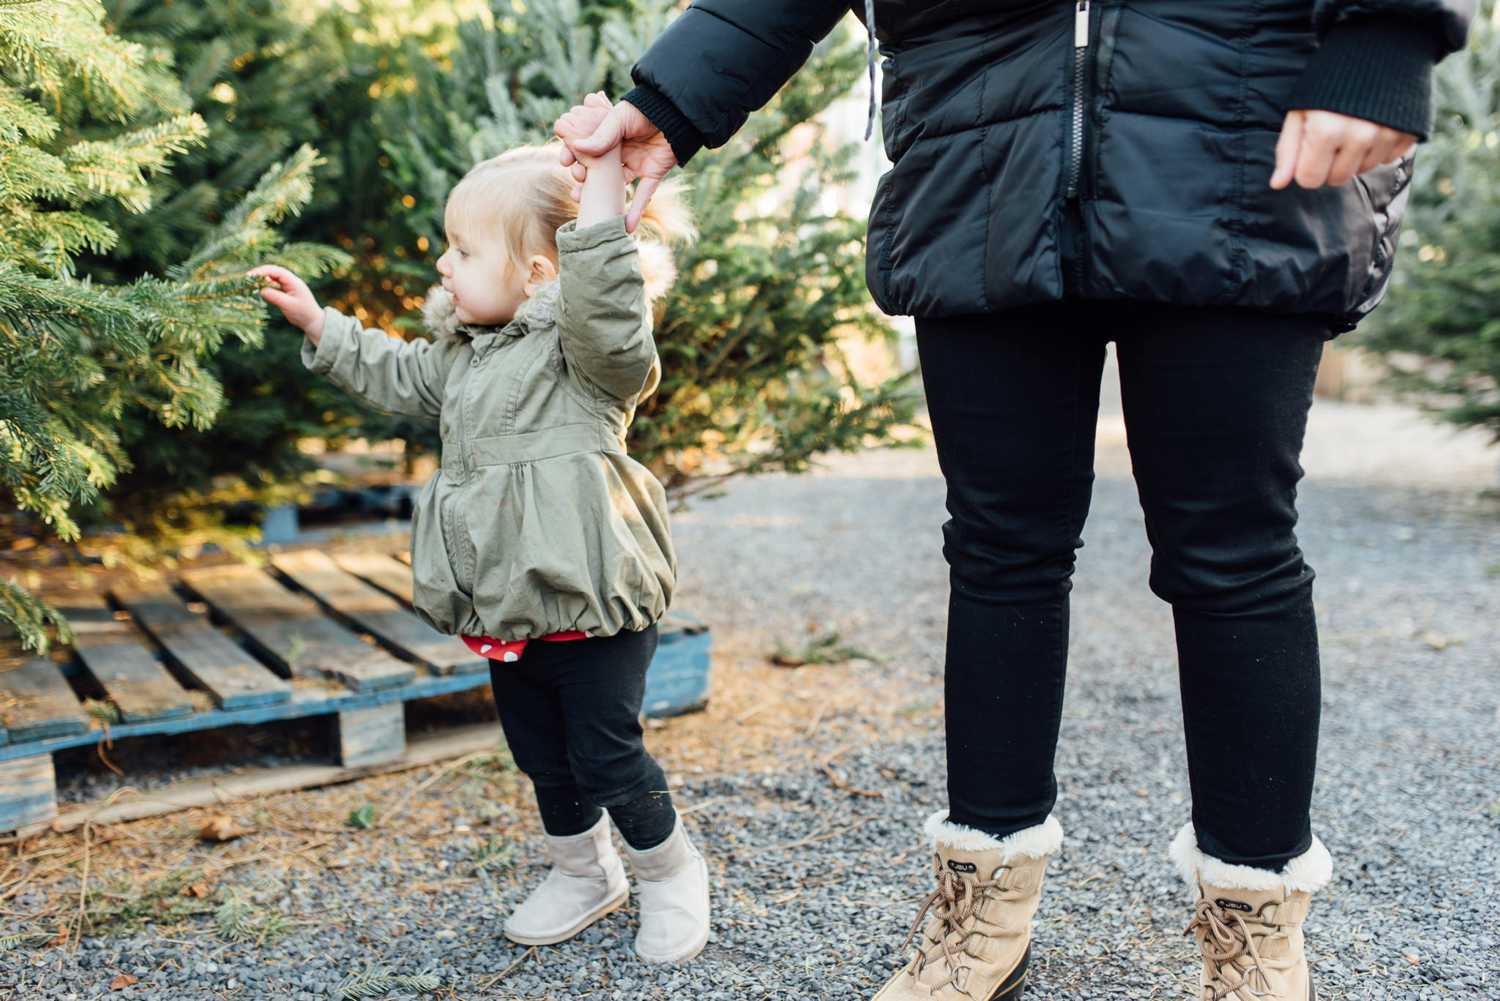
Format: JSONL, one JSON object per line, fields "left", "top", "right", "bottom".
{"left": 71, "top": 0, "right": 406, "bottom": 557}
{"left": 0, "top": 0, "right": 342, "bottom": 652}
{"left": 1360, "top": 3, "right": 1500, "bottom": 443}
{"left": 379, "top": 0, "right": 920, "bottom": 495}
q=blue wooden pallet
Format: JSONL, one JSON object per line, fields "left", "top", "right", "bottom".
{"left": 0, "top": 550, "right": 711, "bottom": 834}
{"left": 0, "top": 627, "right": 709, "bottom": 767}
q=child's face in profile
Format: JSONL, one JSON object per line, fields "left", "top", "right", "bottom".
{"left": 435, "top": 226, "right": 529, "bottom": 327}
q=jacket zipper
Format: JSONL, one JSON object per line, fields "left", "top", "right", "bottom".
{"left": 1063, "top": 1, "right": 1091, "bottom": 294}
{"left": 1065, "top": 2, "right": 1089, "bottom": 201}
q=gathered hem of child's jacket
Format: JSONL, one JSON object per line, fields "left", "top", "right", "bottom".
{"left": 461, "top": 630, "right": 589, "bottom": 664}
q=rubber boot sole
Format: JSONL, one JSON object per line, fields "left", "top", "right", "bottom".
{"left": 988, "top": 944, "right": 1031, "bottom": 1000}
{"left": 503, "top": 889, "right": 628, "bottom": 946}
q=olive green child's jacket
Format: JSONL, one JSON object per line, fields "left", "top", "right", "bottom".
{"left": 300, "top": 216, "right": 675, "bottom": 640}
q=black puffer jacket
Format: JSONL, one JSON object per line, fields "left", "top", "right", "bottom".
{"left": 623, "top": 1, "right": 1472, "bottom": 332}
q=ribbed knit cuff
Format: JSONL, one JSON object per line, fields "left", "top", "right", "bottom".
{"left": 621, "top": 83, "right": 704, "bottom": 166}
{"left": 1290, "top": 16, "right": 1439, "bottom": 140}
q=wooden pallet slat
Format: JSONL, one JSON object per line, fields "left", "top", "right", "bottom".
{"left": 0, "top": 754, "right": 57, "bottom": 831}
{"left": 336, "top": 703, "right": 406, "bottom": 768}
{"left": 55, "top": 593, "right": 195, "bottom": 724}
{"left": 180, "top": 563, "right": 416, "bottom": 692}
{"left": 331, "top": 551, "right": 415, "bottom": 605}
{"left": 110, "top": 580, "right": 292, "bottom": 710}
{"left": 275, "top": 551, "right": 485, "bottom": 676}
{"left": 0, "top": 657, "right": 90, "bottom": 742}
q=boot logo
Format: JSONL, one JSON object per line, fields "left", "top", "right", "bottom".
{"left": 1214, "top": 898, "right": 1254, "bottom": 913}
{"left": 946, "top": 860, "right": 977, "bottom": 875}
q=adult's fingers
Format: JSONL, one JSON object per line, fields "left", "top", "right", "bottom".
{"left": 570, "top": 161, "right": 587, "bottom": 183}
{"left": 625, "top": 174, "right": 662, "bottom": 234}
{"left": 1292, "top": 113, "right": 1343, "bottom": 189}
{"left": 1270, "top": 111, "right": 1305, "bottom": 190}
{"left": 1357, "top": 132, "right": 1401, "bottom": 175}
{"left": 1326, "top": 128, "right": 1374, "bottom": 188}
{"left": 570, "top": 106, "right": 626, "bottom": 157}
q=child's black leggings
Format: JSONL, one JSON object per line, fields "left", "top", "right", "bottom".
{"left": 917, "top": 301, "right": 1325, "bottom": 872}
{"left": 487, "top": 624, "right": 676, "bottom": 850}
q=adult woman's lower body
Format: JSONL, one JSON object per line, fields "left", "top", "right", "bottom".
{"left": 872, "top": 301, "right": 1331, "bottom": 1001}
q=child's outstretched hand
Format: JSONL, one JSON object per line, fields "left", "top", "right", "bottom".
{"left": 247, "top": 264, "right": 325, "bottom": 341}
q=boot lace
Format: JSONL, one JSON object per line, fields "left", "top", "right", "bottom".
{"left": 1185, "top": 898, "right": 1277, "bottom": 1001}
{"left": 899, "top": 866, "right": 1009, "bottom": 997}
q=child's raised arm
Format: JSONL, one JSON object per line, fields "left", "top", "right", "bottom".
{"left": 553, "top": 96, "right": 658, "bottom": 403}
{"left": 249, "top": 265, "right": 456, "bottom": 421}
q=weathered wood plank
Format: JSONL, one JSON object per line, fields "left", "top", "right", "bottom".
{"left": 53, "top": 592, "right": 194, "bottom": 724}
{"left": 180, "top": 563, "right": 415, "bottom": 692}
{"left": 279, "top": 551, "right": 484, "bottom": 675}
{"left": 110, "top": 580, "right": 291, "bottom": 710}
{"left": 0, "top": 658, "right": 89, "bottom": 742}
{"left": 331, "top": 552, "right": 415, "bottom": 605}
{"left": 335, "top": 703, "right": 406, "bottom": 768}
{"left": 0, "top": 754, "right": 57, "bottom": 832}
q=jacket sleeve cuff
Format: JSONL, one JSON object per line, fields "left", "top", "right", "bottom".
{"left": 622, "top": 83, "right": 705, "bottom": 166}
{"left": 1289, "top": 15, "right": 1439, "bottom": 139}
{"left": 556, "top": 214, "right": 632, "bottom": 253}
{"left": 300, "top": 306, "right": 349, "bottom": 374}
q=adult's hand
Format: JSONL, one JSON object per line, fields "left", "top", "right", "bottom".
{"left": 1269, "top": 109, "right": 1417, "bottom": 190}
{"left": 557, "top": 99, "right": 676, "bottom": 233}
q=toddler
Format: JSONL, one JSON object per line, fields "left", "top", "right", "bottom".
{"left": 248, "top": 93, "right": 709, "bottom": 964}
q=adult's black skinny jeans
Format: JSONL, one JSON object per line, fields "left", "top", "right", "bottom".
{"left": 917, "top": 302, "right": 1325, "bottom": 871}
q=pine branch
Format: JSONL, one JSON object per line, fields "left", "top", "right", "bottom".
{"left": 333, "top": 968, "right": 443, "bottom": 1000}
{"left": 63, "top": 113, "right": 209, "bottom": 212}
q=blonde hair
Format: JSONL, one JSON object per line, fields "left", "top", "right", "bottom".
{"left": 443, "top": 142, "right": 695, "bottom": 303}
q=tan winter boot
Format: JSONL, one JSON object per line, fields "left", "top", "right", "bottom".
{"left": 1171, "top": 824, "right": 1332, "bottom": 1001}
{"left": 503, "top": 812, "right": 628, "bottom": 945}
{"left": 619, "top": 815, "right": 711, "bottom": 964}
{"left": 872, "top": 810, "right": 1063, "bottom": 1001}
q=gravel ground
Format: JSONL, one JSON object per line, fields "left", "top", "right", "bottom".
{"left": 5, "top": 360, "right": 1498, "bottom": 1000}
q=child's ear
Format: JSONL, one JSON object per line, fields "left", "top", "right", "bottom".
{"left": 524, "top": 254, "right": 558, "bottom": 295}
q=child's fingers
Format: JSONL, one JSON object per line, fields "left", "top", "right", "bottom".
{"left": 583, "top": 91, "right": 611, "bottom": 110}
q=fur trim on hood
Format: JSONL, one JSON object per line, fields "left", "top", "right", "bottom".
{"left": 424, "top": 280, "right": 561, "bottom": 344}
{"left": 422, "top": 286, "right": 465, "bottom": 342}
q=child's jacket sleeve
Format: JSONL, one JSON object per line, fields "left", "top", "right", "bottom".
{"left": 554, "top": 216, "right": 658, "bottom": 402}
{"left": 301, "top": 306, "right": 456, "bottom": 421}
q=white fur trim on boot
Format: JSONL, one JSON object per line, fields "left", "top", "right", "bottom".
{"left": 1169, "top": 822, "right": 1333, "bottom": 895}
{"left": 923, "top": 809, "right": 1064, "bottom": 859}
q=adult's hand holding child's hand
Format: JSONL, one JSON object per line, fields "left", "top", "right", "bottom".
{"left": 248, "top": 265, "right": 324, "bottom": 342}
{"left": 555, "top": 92, "right": 616, "bottom": 165}
{"left": 555, "top": 93, "right": 675, "bottom": 234}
